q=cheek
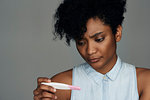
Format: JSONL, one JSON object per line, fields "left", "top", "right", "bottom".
{"left": 100, "top": 38, "right": 116, "bottom": 55}
{"left": 76, "top": 46, "right": 86, "bottom": 57}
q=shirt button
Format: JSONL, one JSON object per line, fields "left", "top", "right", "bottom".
{"left": 103, "top": 76, "right": 106, "bottom": 79}
{"left": 103, "top": 76, "right": 108, "bottom": 81}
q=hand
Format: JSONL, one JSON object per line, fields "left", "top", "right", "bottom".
{"left": 33, "top": 77, "right": 57, "bottom": 100}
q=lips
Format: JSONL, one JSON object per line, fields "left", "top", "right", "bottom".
{"left": 87, "top": 58, "right": 100, "bottom": 63}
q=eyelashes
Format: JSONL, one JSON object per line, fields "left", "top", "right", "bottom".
{"left": 76, "top": 37, "right": 105, "bottom": 46}
{"left": 77, "top": 41, "right": 85, "bottom": 46}
{"left": 95, "top": 37, "right": 104, "bottom": 42}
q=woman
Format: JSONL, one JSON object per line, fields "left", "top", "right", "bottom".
{"left": 33, "top": 0, "right": 150, "bottom": 100}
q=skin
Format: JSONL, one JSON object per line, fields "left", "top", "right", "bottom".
{"left": 33, "top": 18, "right": 150, "bottom": 100}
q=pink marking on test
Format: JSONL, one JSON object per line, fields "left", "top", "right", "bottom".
{"left": 68, "top": 85, "right": 81, "bottom": 90}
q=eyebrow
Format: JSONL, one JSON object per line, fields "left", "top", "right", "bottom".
{"left": 89, "top": 32, "right": 104, "bottom": 38}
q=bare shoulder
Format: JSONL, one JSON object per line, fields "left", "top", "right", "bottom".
{"left": 51, "top": 69, "right": 73, "bottom": 100}
{"left": 136, "top": 67, "right": 150, "bottom": 83}
{"left": 51, "top": 69, "right": 73, "bottom": 84}
{"left": 136, "top": 67, "right": 150, "bottom": 100}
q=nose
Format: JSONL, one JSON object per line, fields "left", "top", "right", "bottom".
{"left": 86, "top": 42, "right": 97, "bottom": 55}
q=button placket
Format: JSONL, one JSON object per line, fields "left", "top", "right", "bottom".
{"left": 102, "top": 75, "right": 109, "bottom": 100}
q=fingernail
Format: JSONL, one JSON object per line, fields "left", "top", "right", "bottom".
{"left": 54, "top": 88, "right": 56, "bottom": 92}
{"left": 55, "top": 96, "right": 57, "bottom": 99}
{"left": 47, "top": 79, "right": 51, "bottom": 82}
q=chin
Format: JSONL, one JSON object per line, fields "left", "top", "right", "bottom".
{"left": 88, "top": 62, "right": 104, "bottom": 70}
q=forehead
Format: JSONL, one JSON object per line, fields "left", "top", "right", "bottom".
{"left": 84, "top": 18, "right": 112, "bottom": 37}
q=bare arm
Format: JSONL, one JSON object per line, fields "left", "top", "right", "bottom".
{"left": 51, "top": 69, "right": 72, "bottom": 100}
{"left": 137, "top": 68, "right": 150, "bottom": 100}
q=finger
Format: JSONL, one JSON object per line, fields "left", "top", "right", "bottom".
{"left": 41, "top": 91, "right": 57, "bottom": 99}
{"left": 38, "top": 84, "right": 56, "bottom": 93}
{"left": 37, "top": 77, "right": 51, "bottom": 85}
{"left": 34, "top": 92, "right": 57, "bottom": 100}
{"left": 33, "top": 95, "right": 39, "bottom": 100}
{"left": 41, "top": 97, "right": 54, "bottom": 100}
{"left": 41, "top": 98, "right": 51, "bottom": 100}
{"left": 33, "top": 89, "right": 39, "bottom": 96}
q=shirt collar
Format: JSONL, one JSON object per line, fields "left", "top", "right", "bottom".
{"left": 84, "top": 56, "right": 122, "bottom": 84}
{"left": 106, "top": 56, "right": 122, "bottom": 81}
{"left": 84, "top": 63, "right": 104, "bottom": 85}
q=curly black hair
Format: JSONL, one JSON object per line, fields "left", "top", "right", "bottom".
{"left": 53, "top": 0, "right": 127, "bottom": 45}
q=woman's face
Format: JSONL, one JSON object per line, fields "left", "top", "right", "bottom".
{"left": 76, "top": 18, "right": 122, "bottom": 74}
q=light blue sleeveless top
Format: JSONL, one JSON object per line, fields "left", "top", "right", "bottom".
{"left": 71, "top": 57, "right": 139, "bottom": 100}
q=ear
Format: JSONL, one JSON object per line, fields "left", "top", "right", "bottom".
{"left": 115, "top": 25, "right": 122, "bottom": 42}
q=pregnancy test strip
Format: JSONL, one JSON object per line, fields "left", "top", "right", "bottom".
{"left": 41, "top": 82, "right": 81, "bottom": 90}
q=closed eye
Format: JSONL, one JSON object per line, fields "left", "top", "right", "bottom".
{"left": 95, "top": 37, "right": 104, "bottom": 42}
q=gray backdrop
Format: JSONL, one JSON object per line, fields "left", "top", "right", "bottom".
{"left": 0, "top": 0, "right": 150, "bottom": 100}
